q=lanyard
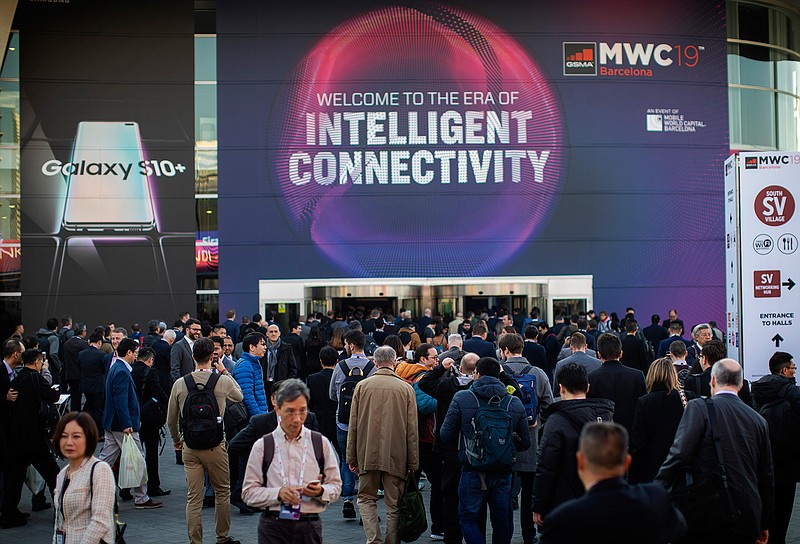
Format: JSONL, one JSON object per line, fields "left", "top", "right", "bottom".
{"left": 273, "top": 430, "right": 308, "bottom": 487}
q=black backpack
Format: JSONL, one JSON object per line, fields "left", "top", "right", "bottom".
{"left": 181, "top": 373, "right": 223, "bottom": 449}
{"left": 261, "top": 431, "right": 325, "bottom": 483}
{"left": 337, "top": 360, "right": 374, "bottom": 425}
{"left": 759, "top": 384, "right": 800, "bottom": 450}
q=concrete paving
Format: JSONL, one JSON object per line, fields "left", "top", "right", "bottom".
{"left": 8, "top": 443, "right": 800, "bottom": 543}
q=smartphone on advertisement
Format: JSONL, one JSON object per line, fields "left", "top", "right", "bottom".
{"left": 62, "top": 121, "right": 156, "bottom": 233}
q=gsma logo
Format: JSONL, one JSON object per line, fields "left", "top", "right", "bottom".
{"left": 745, "top": 157, "right": 759, "bottom": 169}
{"left": 564, "top": 42, "right": 597, "bottom": 76}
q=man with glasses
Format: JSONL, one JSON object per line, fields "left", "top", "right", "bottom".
{"left": 222, "top": 337, "right": 237, "bottom": 370}
{"left": 752, "top": 351, "right": 799, "bottom": 544}
{"left": 172, "top": 318, "right": 203, "bottom": 381}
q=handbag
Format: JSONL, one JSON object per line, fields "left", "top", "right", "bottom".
{"left": 668, "top": 398, "right": 744, "bottom": 538}
{"left": 90, "top": 461, "right": 127, "bottom": 544}
{"left": 30, "top": 372, "right": 60, "bottom": 436}
{"left": 397, "top": 474, "right": 427, "bottom": 543}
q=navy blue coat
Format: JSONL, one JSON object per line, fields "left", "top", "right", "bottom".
{"left": 439, "top": 376, "right": 530, "bottom": 472}
{"left": 79, "top": 346, "right": 107, "bottom": 395}
{"left": 103, "top": 359, "right": 141, "bottom": 432}
{"left": 462, "top": 337, "right": 496, "bottom": 358}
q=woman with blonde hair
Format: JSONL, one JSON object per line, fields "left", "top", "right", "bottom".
{"left": 629, "top": 357, "right": 695, "bottom": 483}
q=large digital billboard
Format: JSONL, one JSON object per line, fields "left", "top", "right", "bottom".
{"left": 18, "top": 0, "right": 196, "bottom": 329}
{"left": 218, "top": 0, "right": 729, "bottom": 326}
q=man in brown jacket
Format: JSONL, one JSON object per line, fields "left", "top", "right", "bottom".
{"left": 347, "top": 345, "right": 419, "bottom": 544}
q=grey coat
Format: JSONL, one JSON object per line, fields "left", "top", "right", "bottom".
{"left": 504, "top": 356, "right": 554, "bottom": 472}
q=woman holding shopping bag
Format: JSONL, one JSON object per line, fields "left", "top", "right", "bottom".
{"left": 52, "top": 411, "right": 115, "bottom": 544}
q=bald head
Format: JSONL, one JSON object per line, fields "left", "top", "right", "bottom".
{"left": 711, "top": 358, "right": 743, "bottom": 393}
{"left": 460, "top": 352, "right": 479, "bottom": 375}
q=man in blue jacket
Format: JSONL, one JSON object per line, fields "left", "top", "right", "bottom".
{"left": 440, "top": 357, "right": 530, "bottom": 544}
{"left": 232, "top": 332, "right": 270, "bottom": 417}
{"left": 98, "top": 338, "right": 162, "bottom": 509}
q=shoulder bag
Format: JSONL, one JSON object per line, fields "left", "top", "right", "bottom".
{"left": 668, "top": 398, "right": 744, "bottom": 538}
{"left": 90, "top": 461, "right": 127, "bottom": 544}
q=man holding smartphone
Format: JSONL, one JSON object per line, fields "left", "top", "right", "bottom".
{"left": 242, "top": 379, "right": 342, "bottom": 544}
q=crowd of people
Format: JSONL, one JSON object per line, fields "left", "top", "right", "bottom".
{"left": 0, "top": 305, "right": 795, "bottom": 544}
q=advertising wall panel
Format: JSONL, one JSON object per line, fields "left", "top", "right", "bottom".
{"left": 217, "top": 0, "right": 730, "bottom": 325}
{"left": 18, "top": 0, "right": 196, "bottom": 328}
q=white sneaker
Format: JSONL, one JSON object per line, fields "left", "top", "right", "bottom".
{"left": 430, "top": 532, "right": 444, "bottom": 541}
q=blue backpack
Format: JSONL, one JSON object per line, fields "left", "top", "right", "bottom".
{"left": 503, "top": 364, "right": 537, "bottom": 426}
{"left": 464, "top": 391, "right": 516, "bottom": 470}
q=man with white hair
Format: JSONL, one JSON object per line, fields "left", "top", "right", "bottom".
{"left": 438, "top": 334, "right": 465, "bottom": 365}
{"left": 686, "top": 323, "right": 713, "bottom": 369}
{"left": 657, "top": 359, "right": 774, "bottom": 544}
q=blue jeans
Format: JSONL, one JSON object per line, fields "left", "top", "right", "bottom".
{"left": 337, "top": 427, "right": 355, "bottom": 500}
{"left": 458, "top": 470, "right": 513, "bottom": 544}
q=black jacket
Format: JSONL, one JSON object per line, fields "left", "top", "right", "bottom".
{"left": 151, "top": 338, "right": 173, "bottom": 392}
{"left": 522, "top": 341, "right": 547, "bottom": 370}
{"left": 260, "top": 341, "right": 297, "bottom": 386}
{"left": 229, "top": 409, "right": 319, "bottom": 460}
{"left": 283, "top": 333, "right": 306, "bottom": 378}
{"left": 642, "top": 323, "right": 669, "bottom": 349}
{"left": 586, "top": 361, "right": 646, "bottom": 435}
{"left": 7, "top": 367, "right": 59, "bottom": 455}
{"left": 418, "top": 363, "right": 474, "bottom": 458}
{"left": 62, "top": 336, "right": 88, "bottom": 381}
{"left": 751, "top": 374, "right": 800, "bottom": 479}
{"left": 620, "top": 334, "right": 650, "bottom": 374}
{"left": 656, "top": 394, "right": 774, "bottom": 541}
{"left": 307, "top": 368, "right": 337, "bottom": 443}
{"left": 79, "top": 346, "right": 107, "bottom": 395}
{"left": 533, "top": 398, "right": 614, "bottom": 515}
{"left": 629, "top": 387, "right": 695, "bottom": 483}
{"left": 131, "top": 361, "right": 168, "bottom": 412}
{"left": 539, "top": 477, "right": 686, "bottom": 544}
{"left": 684, "top": 367, "right": 754, "bottom": 406}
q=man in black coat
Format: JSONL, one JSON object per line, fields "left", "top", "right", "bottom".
{"left": 283, "top": 322, "right": 306, "bottom": 379}
{"left": 262, "top": 324, "right": 298, "bottom": 399}
{"left": 131, "top": 347, "right": 170, "bottom": 497}
{"left": 533, "top": 363, "right": 614, "bottom": 526}
{"left": 657, "top": 359, "right": 773, "bottom": 544}
{"left": 79, "top": 331, "right": 108, "bottom": 432}
{"left": 751, "top": 351, "right": 799, "bottom": 544}
{"left": 307, "top": 346, "right": 339, "bottom": 454}
{"left": 61, "top": 323, "right": 88, "bottom": 412}
{"left": 642, "top": 314, "right": 668, "bottom": 352}
{"left": 539, "top": 422, "right": 685, "bottom": 544}
{"left": 586, "top": 333, "right": 646, "bottom": 435}
{"left": 619, "top": 320, "right": 650, "bottom": 374}
{"left": 522, "top": 325, "right": 547, "bottom": 371}
{"left": 0, "top": 350, "right": 60, "bottom": 528}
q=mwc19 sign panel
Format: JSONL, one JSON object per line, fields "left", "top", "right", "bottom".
{"left": 217, "top": 0, "right": 729, "bottom": 325}
{"left": 727, "top": 152, "right": 798, "bottom": 382}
